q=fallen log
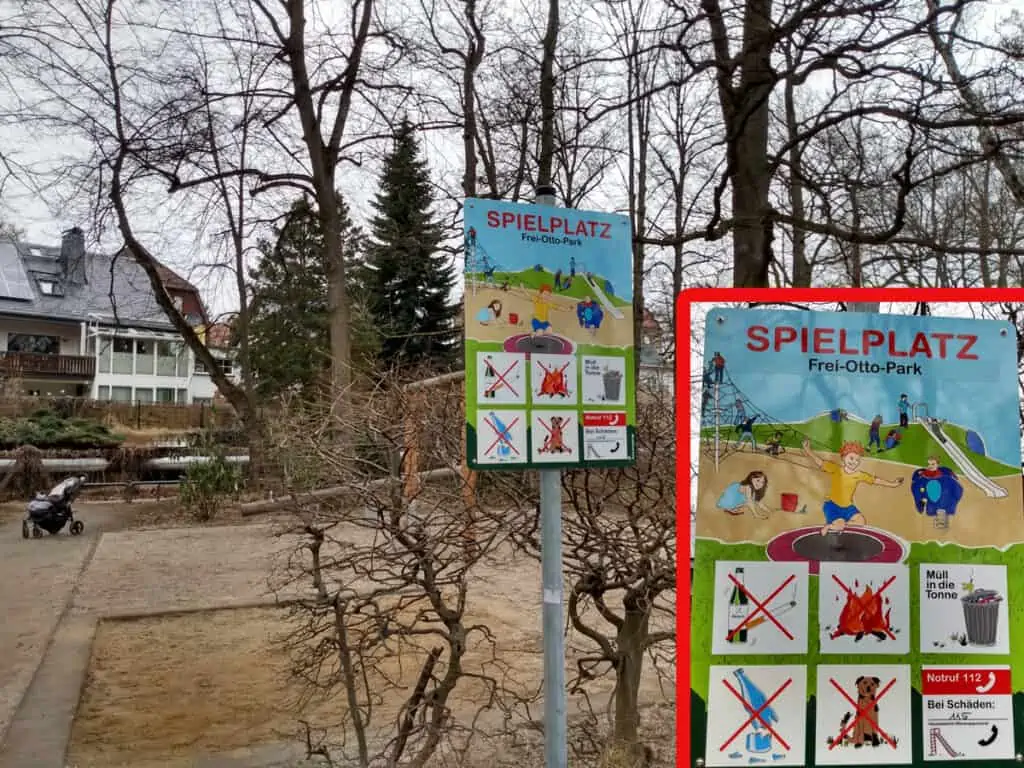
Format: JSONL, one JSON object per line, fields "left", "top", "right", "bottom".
{"left": 240, "top": 466, "right": 461, "bottom": 517}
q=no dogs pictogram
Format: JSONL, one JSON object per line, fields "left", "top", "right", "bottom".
{"left": 828, "top": 676, "right": 898, "bottom": 750}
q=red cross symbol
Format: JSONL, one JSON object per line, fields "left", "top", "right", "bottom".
{"left": 483, "top": 415, "right": 520, "bottom": 456}
{"left": 719, "top": 675, "right": 793, "bottom": 752}
{"left": 484, "top": 360, "right": 520, "bottom": 398}
{"left": 828, "top": 676, "right": 898, "bottom": 750}
{"left": 537, "top": 415, "right": 573, "bottom": 454}
{"left": 537, "top": 360, "right": 570, "bottom": 376}
{"left": 726, "top": 573, "right": 796, "bottom": 642}
{"left": 832, "top": 573, "right": 897, "bottom": 640}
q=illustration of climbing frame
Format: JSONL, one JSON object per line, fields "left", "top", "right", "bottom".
{"left": 705, "top": 665, "right": 807, "bottom": 767}
{"left": 921, "top": 665, "right": 1014, "bottom": 761}
{"left": 711, "top": 561, "right": 809, "bottom": 656}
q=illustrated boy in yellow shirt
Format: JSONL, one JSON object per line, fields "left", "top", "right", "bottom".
{"left": 531, "top": 284, "right": 555, "bottom": 335}
{"left": 802, "top": 439, "right": 904, "bottom": 535}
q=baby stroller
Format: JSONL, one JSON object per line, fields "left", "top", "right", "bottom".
{"left": 22, "top": 475, "right": 87, "bottom": 538}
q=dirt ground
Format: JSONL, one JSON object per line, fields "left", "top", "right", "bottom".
{"left": 465, "top": 285, "right": 634, "bottom": 349}
{"left": 696, "top": 446, "right": 1024, "bottom": 547}
{"left": 64, "top": 526, "right": 675, "bottom": 767}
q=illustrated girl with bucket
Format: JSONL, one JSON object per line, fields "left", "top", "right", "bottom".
{"left": 717, "top": 471, "right": 771, "bottom": 519}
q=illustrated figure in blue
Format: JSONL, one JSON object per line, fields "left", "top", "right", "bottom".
{"left": 911, "top": 455, "right": 963, "bottom": 528}
{"left": 576, "top": 296, "right": 604, "bottom": 334}
{"left": 881, "top": 428, "right": 902, "bottom": 451}
{"left": 829, "top": 408, "right": 848, "bottom": 423}
{"left": 701, "top": 364, "right": 714, "bottom": 414}
{"left": 897, "top": 393, "right": 910, "bottom": 428}
{"left": 716, "top": 471, "right": 770, "bottom": 518}
{"left": 867, "top": 415, "right": 883, "bottom": 452}
{"left": 569, "top": 255, "right": 577, "bottom": 278}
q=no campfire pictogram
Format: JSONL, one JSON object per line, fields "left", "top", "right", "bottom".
{"left": 832, "top": 573, "right": 897, "bottom": 640}
{"left": 726, "top": 573, "right": 796, "bottom": 642}
{"left": 720, "top": 676, "right": 793, "bottom": 753}
{"left": 828, "top": 676, "right": 898, "bottom": 750}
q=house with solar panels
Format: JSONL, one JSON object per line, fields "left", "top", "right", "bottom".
{"left": 0, "top": 228, "right": 235, "bottom": 404}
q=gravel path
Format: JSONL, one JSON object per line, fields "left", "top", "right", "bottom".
{"left": 0, "top": 503, "right": 134, "bottom": 748}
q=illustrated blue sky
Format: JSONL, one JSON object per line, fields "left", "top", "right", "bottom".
{"left": 703, "top": 307, "right": 1021, "bottom": 467}
{"left": 464, "top": 198, "right": 633, "bottom": 302}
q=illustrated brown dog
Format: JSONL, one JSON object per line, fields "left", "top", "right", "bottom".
{"left": 853, "top": 676, "right": 882, "bottom": 748}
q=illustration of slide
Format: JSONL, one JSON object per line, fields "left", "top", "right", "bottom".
{"left": 579, "top": 272, "right": 624, "bottom": 320}
{"left": 916, "top": 418, "right": 1008, "bottom": 499}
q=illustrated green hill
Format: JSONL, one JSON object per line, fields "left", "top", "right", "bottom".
{"left": 466, "top": 267, "right": 631, "bottom": 308}
{"left": 700, "top": 412, "right": 1017, "bottom": 478}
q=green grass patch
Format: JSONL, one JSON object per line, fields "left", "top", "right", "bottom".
{"left": 701, "top": 413, "right": 1016, "bottom": 477}
{"left": 0, "top": 409, "right": 124, "bottom": 449}
{"left": 690, "top": 538, "right": 1023, "bottom": 701}
{"left": 467, "top": 267, "right": 632, "bottom": 307}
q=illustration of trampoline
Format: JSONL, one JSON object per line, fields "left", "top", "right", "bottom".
{"left": 503, "top": 333, "right": 575, "bottom": 355}
{"left": 765, "top": 526, "right": 907, "bottom": 575}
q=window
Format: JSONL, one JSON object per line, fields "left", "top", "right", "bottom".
{"left": 155, "top": 387, "right": 175, "bottom": 403}
{"left": 134, "top": 388, "right": 153, "bottom": 404}
{"left": 176, "top": 389, "right": 187, "bottom": 404}
{"left": 37, "top": 278, "right": 63, "bottom": 296}
{"left": 7, "top": 334, "right": 60, "bottom": 355}
{"left": 156, "top": 341, "right": 179, "bottom": 376}
{"left": 112, "top": 337, "right": 133, "bottom": 374}
{"left": 217, "top": 358, "right": 234, "bottom": 376}
{"left": 97, "top": 338, "right": 111, "bottom": 374}
{"left": 135, "top": 339, "right": 154, "bottom": 375}
{"left": 97, "top": 385, "right": 110, "bottom": 400}
{"left": 194, "top": 359, "right": 208, "bottom": 374}
{"left": 110, "top": 386, "right": 132, "bottom": 402}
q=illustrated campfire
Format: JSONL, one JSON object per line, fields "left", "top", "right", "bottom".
{"left": 537, "top": 361, "right": 571, "bottom": 398}
{"left": 831, "top": 579, "right": 895, "bottom": 642}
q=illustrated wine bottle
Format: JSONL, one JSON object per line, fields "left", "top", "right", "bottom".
{"left": 727, "top": 567, "right": 750, "bottom": 643}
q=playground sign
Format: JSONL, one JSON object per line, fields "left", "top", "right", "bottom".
{"left": 462, "top": 198, "right": 636, "bottom": 470}
{"left": 689, "top": 305, "right": 1023, "bottom": 766}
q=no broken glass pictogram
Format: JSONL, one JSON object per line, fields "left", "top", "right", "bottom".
{"left": 705, "top": 665, "right": 807, "bottom": 767}
{"left": 815, "top": 664, "right": 912, "bottom": 765}
{"left": 475, "top": 409, "right": 527, "bottom": 465}
{"left": 711, "top": 561, "right": 809, "bottom": 655}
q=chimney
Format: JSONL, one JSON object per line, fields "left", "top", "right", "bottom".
{"left": 60, "top": 227, "right": 87, "bottom": 285}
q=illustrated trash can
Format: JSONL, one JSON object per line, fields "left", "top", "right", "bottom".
{"left": 602, "top": 370, "right": 623, "bottom": 401}
{"left": 962, "top": 589, "right": 1001, "bottom": 646}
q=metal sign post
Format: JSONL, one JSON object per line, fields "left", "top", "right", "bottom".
{"left": 535, "top": 185, "right": 568, "bottom": 768}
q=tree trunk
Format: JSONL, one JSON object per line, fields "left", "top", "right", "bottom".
{"left": 783, "top": 73, "right": 810, "bottom": 287}
{"left": 613, "top": 602, "right": 650, "bottom": 760}
{"left": 537, "top": 0, "right": 559, "bottom": 188}
{"left": 730, "top": 0, "right": 774, "bottom": 288}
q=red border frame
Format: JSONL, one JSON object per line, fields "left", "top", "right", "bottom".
{"left": 675, "top": 287, "right": 1024, "bottom": 768}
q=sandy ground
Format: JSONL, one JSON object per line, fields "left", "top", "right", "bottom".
{"left": 696, "top": 446, "right": 1024, "bottom": 547}
{"left": 465, "top": 285, "right": 633, "bottom": 349}
{"left": 60, "top": 523, "right": 675, "bottom": 767}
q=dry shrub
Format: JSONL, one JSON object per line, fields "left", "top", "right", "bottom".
{"left": 264, "top": 376, "right": 530, "bottom": 767}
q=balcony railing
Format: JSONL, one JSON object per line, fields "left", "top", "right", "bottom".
{"left": 0, "top": 351, "right": 96, "bottom": 378}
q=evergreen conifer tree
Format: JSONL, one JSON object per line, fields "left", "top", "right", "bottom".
{"left": 365, "top": 121, "right": 459, "bottom": 370}
{"left": 248, "top": 196, "right": 374, "bottom": 396}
